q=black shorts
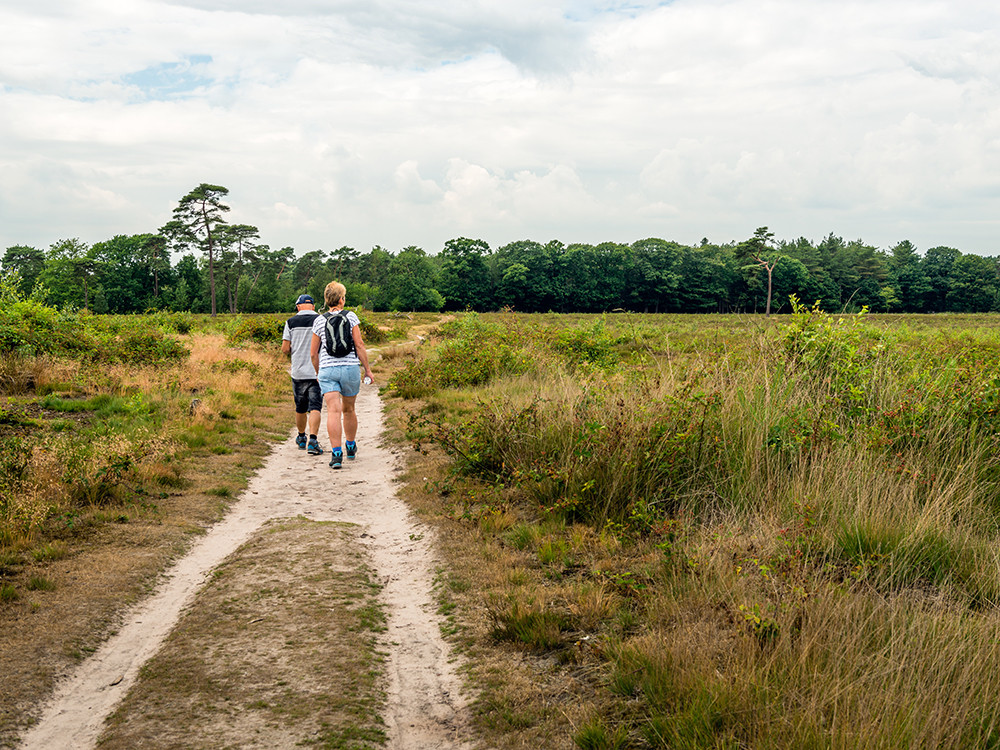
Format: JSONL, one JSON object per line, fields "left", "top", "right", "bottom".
{"left": 292, "top": 378, "right": 323, "bottom": 413}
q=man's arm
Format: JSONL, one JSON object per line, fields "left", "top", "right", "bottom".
{"left": 281, "top": 339, "right": 291, "bottom": 357}
{"left": 310, "top": 333, "right": 321, "bottom": 374}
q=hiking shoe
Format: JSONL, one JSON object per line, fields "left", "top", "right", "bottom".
{"left": 307, "top": 438, "right": 323, "bottom": 455}
{"left": 329, "top": 450, "right": 343, "bottom": 469}
{"left": 345, "top": 441, "right": 357, "bottom": 460}
{"left": 295, "top": 434, "right": 307, "bottom": 450}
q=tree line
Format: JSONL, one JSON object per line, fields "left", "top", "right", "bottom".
{"left": 3, "top": 183, "right": 999, "bottom": 315}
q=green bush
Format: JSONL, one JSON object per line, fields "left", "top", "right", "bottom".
{"left": 389, "top": 313, "right": 530, "bottom": 397}
{"left": 551, "top": 319, "right": 623, "bottom": 370}
{"left": 0, "top": 290, "right": 189, "bottom": 365}
{"left": 225, "top": 315, "right": 284, "bottom": 346}
{"left": 91, "top": 323, "right": 189, "bottom": 364}
{"left": 159, "top": 311, "right": 194, "bottom": 334}
{"left": 355, "top": 311, "right": 387, "bottom": 345}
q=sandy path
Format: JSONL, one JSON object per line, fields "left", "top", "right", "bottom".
{"left": 19, "top": 385, "right": 471, "bottom": 750}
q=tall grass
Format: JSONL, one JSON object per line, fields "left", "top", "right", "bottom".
{"left": 0, "top": 276, "right": 288, "bottom": 548}
{"left": 402, "top": 308, "right": 1000, "bottom": 748}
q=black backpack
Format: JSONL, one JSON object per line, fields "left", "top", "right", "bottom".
{"left": 322, "top": 310, "right": 355, "bottom": 358}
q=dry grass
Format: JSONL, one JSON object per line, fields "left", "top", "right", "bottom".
{"left": 380, "top": 311, "right": 1000, "bottom": 750}
{"left": 0, "top": 331, "right": 293, "bottom": 747}
{"left": 0, "top": 312, "right": 433, "bottom": 748}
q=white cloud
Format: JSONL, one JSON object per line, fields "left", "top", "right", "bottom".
{"left": 2, "top": 0, "right": 1000, "bottom": 255}
{"left": 393, "top": 161, "right": 444, "bottom": 204}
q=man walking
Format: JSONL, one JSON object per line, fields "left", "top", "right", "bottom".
{"left": 281, "top": 293, "right": 324, "bottom": 455}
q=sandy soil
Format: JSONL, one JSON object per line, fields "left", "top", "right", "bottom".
{"left": 19, "top": 383, "right": 473, "bottom": 750}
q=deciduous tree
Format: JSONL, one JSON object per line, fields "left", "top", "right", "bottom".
{"left": 438, "top": 237, "right": 494, "bottom": 311}
{"left": 1, "top": 245, "right": 45, "bottom": 297}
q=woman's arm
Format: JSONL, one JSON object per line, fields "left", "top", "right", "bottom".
{"left": 352, "top": 325, "right": 374, "bottom": 383}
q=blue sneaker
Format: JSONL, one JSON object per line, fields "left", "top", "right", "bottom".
{"left": 329, "top": 449, "right": 343, "bottom": 469}
{"left": 307, "top": 438, "right": 323, "bottom": 455}
{"left": 295, "top": 434, "right": 307, "bottom": 450}
{"left": 345, "top": 441, "right": 357, "bottom": 460}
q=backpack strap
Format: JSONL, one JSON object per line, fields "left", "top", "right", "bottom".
{"left": 321, "top": 311, "right": 335, "bottom": 356}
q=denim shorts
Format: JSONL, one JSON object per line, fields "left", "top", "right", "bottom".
{"left": 291, "top": 378, "right": 323, "bottom": 413}
{"left": 318, "top": 365, "right": 361, "bottom": 398}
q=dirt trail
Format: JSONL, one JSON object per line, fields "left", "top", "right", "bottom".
{"left": 20, "top": 384, "right": 472, "bottom": 750}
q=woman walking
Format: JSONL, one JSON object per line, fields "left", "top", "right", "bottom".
{"left": 310, "top": 281, "right": 376, "bottom": 469}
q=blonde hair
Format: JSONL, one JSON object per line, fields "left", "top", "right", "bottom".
{"left": 324, "top": 281, "right": 346, "bottom": 308}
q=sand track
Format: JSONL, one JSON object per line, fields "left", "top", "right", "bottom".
{"left": 19, "top": 384, "right": 471, "bottom": 749}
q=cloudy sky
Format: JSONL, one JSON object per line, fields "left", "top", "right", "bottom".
{"left": 2, "top": 0, "right": 999, "bottom": 259}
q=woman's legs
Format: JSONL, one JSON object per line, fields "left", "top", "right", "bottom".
{"left": 342, "top": 395, "right": 358, "bottom": 442}
{"left": 324, "top": 392, "right": 358, "bottom": 449}
{"left": 324, "top": 391, "right": 343, "bottom": 449}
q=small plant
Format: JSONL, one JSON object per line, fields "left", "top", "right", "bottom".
{"left": 163, "top": 311, "right": 194, "bottom": 334}
{"left": 31, "top": 541, "right": 70, "bottom": 562}
{"left": 488, "top": 597, "right": 572, "bottom": 651}
{"left": 212, "top": 359, "right": 261, "bottom": 376}
{"left": 737, "top": 602, "right": 780, "bottom": 643}
{"left": 574, "top": 718, "right": 630, "bottom": 750}
{"left": 26, "top": 575, "right": 56, "bottom": 592}
{"left": 0, "top": 549, "right": 23, "bottom": 575}
{"left": 538, "top": 538, "right": 571, "bottom": 567}
{"left": 506, "top": 523, "right": 541, "bottom": 551}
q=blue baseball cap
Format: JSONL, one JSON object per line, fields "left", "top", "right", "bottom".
{"left": 295, "top": 294, "right": 314, "bottom": 306}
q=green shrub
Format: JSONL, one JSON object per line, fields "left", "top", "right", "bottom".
{"left": 425, "top": 383, "right": 726, "bottom": 526}
{"left": 355, "top": 311, "right": 387, "bottom": 344}
{"left": 0, "top": 436, "right": 43, "bottom": 545}
{"left": 92, "top": 324, "right": 189, "bottom": 364}
{"left": 161, "top": 311, "right": 194, "bottom": 334}
{"left": 225, "top": 315, "right": 284, "bottom": 346}
{"left": 551, "top": 319, "right": 623, "bottom": 370}
{"left": 389, "top": 313, "right": 531, "bottom": 397}
{"left": 0, "top": 296, "right": 188, "bottom": 365}
{"left": 26, "top": 575, "right": 56, "bottom": 592}
{"left": 573, "top": 719, "right": 629, "bottom": 750}
{"left": 31, "top": 541, "right": 69, "bottom": 562}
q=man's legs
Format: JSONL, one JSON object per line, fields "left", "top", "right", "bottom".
{"left": 306, "top": 380, "right": 323, "bottom": 441}
{"left": 294, "top": 383, "right": 307, "bottom": 449}
{"left": 292, "top": 379, "right": 312, "bottom": 449}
